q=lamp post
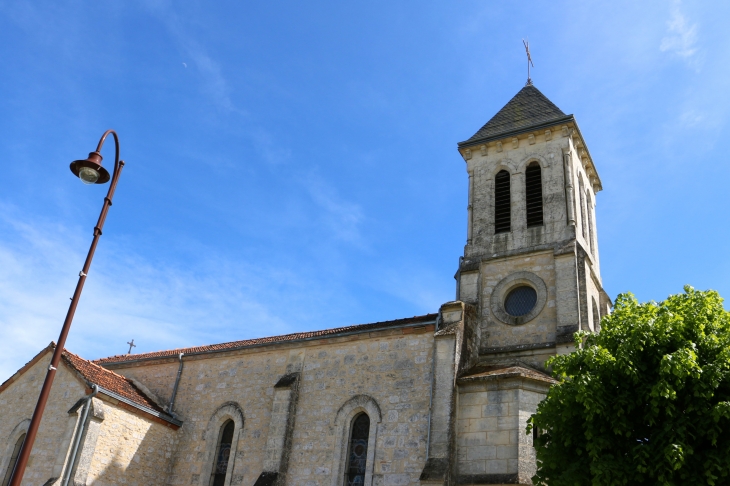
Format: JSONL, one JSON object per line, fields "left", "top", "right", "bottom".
{"left": 8, "top": 130, "right": 125, "bottom": 486}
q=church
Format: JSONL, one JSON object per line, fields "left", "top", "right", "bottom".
{"left": 0, "top": 81, "right": 609, "bottom": 486}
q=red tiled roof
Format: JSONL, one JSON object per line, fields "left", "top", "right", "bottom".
{"left": 61, "top": 348, "right": 164, "bottom": 412}
{"left": 0, "top": 343, "right": 165, "bottom": 414}
{"left": 95, "top": 313, "right": 438, "bottom": 365}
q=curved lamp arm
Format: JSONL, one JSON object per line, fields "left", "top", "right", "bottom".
{"left": 91, "top": 129, "right": 125, "bottom": 235}
{"left": 95, "top": 129, "right": 123, "bottom": 193}
{"left": 8, "top": 129, "right": 126, "bottom": 486}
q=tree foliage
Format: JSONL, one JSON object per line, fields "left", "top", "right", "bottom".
{"left": 528, "top": 287, "right": 730, "bottom": 485}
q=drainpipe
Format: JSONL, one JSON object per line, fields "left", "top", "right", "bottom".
{"left": 61, "top": 384, "right": 98, "bottom": 486}
{"left": 167, "top": 353, "right": 184, "bottom": 416}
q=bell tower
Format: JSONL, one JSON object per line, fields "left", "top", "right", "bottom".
{"left": 422, "top": 83, "right": 614, "bottom": 485}
{"left": 455, "top": 83, "right": 610, "bottom": 367}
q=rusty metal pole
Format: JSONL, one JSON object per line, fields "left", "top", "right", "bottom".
{"left": 8, "top": 130, "right": 125, "bottom": 486}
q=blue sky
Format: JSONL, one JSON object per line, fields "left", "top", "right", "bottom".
{"left": 1, "top": 0, "right": 728, "bottom": 379}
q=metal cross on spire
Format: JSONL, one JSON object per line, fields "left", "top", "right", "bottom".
{"left": 523, "top": 39, "right": 534, "bottom": 86}
{"left": 127, "top": 339, "right": 136, "bottom": 354}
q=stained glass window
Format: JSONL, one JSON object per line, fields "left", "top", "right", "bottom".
{"left": 1, "top": 433, "right": 25, "bottom": 486}
{"left": 345, "top": 414, "right": 370, "bottom": 486}
{"left": 211, "top": 420, "right": 234, "bottom": 486}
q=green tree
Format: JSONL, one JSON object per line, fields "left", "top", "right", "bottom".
{"left": 528, "top": 287, "right": 730, "bottom": 485}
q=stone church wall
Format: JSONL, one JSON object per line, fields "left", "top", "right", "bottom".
{"left": 85, "top": 397, "right": 178, "bottom": 485}
{"left": 0, "top": 353, "right": 83, "bottom": 485}
{"left": 117, "top": 361, "right": 180, "bottom": 410}
{"left": 456, "top": 378, "right": 546, "bottom": 482}
{"left": 0, "top": 352, "right": 178, "bottom": 486}
{"left": 109, "top": 325, "right": 436, "bottom": 486}
{"left": 479, "top": 250, "right": 557, "bottom": 355}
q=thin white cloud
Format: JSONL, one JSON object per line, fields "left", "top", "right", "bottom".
{"left": 140, "top": 0, "right": 242, "bottom": 113}
{"left": 660, "top": 2, "right": 699, "bottom": 62}
{"left": 678, "top": 109, "right": 704, "bottom": 128}
{"left": 374, "top": 265, "right": 452, "bottom": 312}
{"left": 0, "top": 206, "right": 339, "bottom": 381}
{"left": 304, "top": 174, "right": 365, "bottom": 246}
{"left": 182, "top": 38, "right": 238, "bottom": 113}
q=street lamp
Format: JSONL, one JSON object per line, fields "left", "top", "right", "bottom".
{"left": 8, "top": 130, "right": 125, "bottom": 486}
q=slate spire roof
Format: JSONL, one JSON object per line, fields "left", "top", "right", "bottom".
{"left": 459, "top": 84, "right": 570, "bottom": 147}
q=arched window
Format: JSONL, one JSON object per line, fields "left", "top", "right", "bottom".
{"left": 1, "top": 433, "right": 25, "bottom": 486}
{"left": 345, "top": 414, "right": 370, "bottom": 486}
{"left": 210, "top": 420, "right": 235, "bottom": 486}
{"left": 525, "top": 162, "right": 543, "bottom": 227}
{"left": 587, "top": 193, "right": 595, "bottom": 255}
{"left": 578, "top": 177, "right": 588, "bottom": 240}
{"left": 199, "top": 403, "right": 243, "bottom": 486}
{"left": 494, "top": 170, "right": 511, "bottom": 234}
{"left": 592, "top": 297, "right": 601, "bottom": 332}
{"left": 331, "top": 395, "right": 380, "bottom": 486}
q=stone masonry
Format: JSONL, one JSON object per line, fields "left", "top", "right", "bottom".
{"left": 109, "top": 322, "right": 437, "bottom": 486}
{"left": 0, "top": 349, "right": 177, "bottom": 486}
{"left": 0, "top": 82, "right": 609, "bottom": 486}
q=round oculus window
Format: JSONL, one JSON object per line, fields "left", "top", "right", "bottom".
{"left": 504, "top": 286, "right": 538, "bottom": 317}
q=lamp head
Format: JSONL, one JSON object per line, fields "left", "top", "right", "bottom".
{"left": 70, "top": 152, "right": 111, "bottom": 185}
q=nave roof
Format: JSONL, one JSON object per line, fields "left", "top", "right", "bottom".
{"left": 94, "top": 313, "right": 438, "bottom": 366}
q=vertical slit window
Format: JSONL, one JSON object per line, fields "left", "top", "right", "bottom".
{"left": 494, "top": 170, "right": 511, "bottom": 234}
{"left": 587, "top": 194, "right": 595, "bottom": 255}
{"left": 211, "top": 420, "right": 235, "bottom": 486}
{"left": 579, "top": 178, "right": 587, "bottom": 240}
{"left": 345, "top": 413, "right": 370, "bottom": 486}
{"left": 2, "top": 433, "right": 25, "bottom": 486}
{"left": 525, "top": 162, "right": 543, "bottom": 227}
{"left": 592, "top": 297, "right": 601, "bottom": 332}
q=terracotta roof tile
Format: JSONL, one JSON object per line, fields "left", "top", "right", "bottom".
{"left": 61, "top": 348, "right": 165, "bottom": 412}
{"left": 0, "top": 343, "right": 165, "bottom": 414}
{"left": 94, "top": 313, "right": 438, "bottom": 365}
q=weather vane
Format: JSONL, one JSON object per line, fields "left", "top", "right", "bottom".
{"left": 127, "top": 339, "right": 136, "bottom": 354}
{"left": 523, "top": 39, "right": 534, "bottom": 86}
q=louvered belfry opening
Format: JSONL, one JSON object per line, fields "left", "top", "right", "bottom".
{"left": 525, "top": 162, "right": 543, "bottom": 227}
{"left": 494, "top": 170, "right": 511, "bottom": 233}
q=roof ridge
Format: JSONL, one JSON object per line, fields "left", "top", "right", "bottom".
{"left": 1, "top": 343, "right": 164, "bottom": 413}
{"left": 94, "top": 313, "right": 438, "bottom": 365}
{"left": 460, "top": 84, "right": 568, "bottom": 146}
{"left": 58, "top": 346, "right": 165, "bottom": 412}
{"left": 61, "top": 347, "right": 141, "bottom": 387}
